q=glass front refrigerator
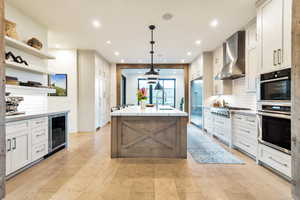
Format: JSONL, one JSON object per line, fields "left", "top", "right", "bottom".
{"left": 190, "top": 79, "right": 203, "bottom": 128}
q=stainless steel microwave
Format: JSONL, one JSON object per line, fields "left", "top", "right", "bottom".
{"left": 259, "top": 68, "right": 291, "bottom": 102}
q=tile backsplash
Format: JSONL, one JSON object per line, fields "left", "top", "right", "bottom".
{"left": 207, "top": 77, "right": 257, "bottom": 110}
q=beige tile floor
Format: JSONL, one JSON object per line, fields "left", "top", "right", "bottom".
{"left": 4, "top": 124, "right": 292, "bottom": 200}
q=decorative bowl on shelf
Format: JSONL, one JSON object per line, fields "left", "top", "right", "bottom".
{"left": 27, "top": 37, "right": 43, "bottom": 50}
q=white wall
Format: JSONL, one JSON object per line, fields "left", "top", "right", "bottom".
{"left": 123, "top": 73, "right": 184, "bottom": 109}
{"left": 110, "top": 63, "right": 117, "bottom": 107}
{"left": 48, "top": 50, "right": 78, "bottom": 133}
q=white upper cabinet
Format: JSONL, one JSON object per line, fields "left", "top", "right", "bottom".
{"left": 245, "top": 21, "right": 258, "bottom": 93}
{"left": 190, "top": 56, "right": 203, "bottom": 80}
{"left": 257, "top": 0, "right": 292, "bottom": 74}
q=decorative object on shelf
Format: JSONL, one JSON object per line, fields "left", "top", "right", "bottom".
{"left": 19, "top": 81, "right": 43, "bottom": 87}
{"left": 48, "top": 74, "right": 68, "bottom": 96}
{"left": 5, "top": 76, "right": 19, "bottom": 85}
{"left": 137, "top": 88, "right": 148, "bottom": 110}
{"left": 146, "top": 104, "right": 155, "bottom": 107}
{"left": 27, "top": 37, "right": 43, "bottom": 50}
{"left": 5, "top": 51, "right": 28, "bottom": 66}
{"left": 145, "top": 25, "right": 159, "bottom": 84}
{"left": 5, "top": 19, "right": 19, "bottom": 40}
{"left": 5, "top": 94, "right": 24, "bottom": 114}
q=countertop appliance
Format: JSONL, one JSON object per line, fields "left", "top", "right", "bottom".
{"left": 259, "top": 68, "right": 291, "bottom": 102}
{"left": 215, "top": 31, "right": 246, "bottom": 80}
{"left": 48, "top": 113, "right": 67, "bottom": 154}
{"left": 5, "top": 93, "right": 25, "bottom": 116}
{"left": 258, "top": 102, "right": 291, "bottom": 154}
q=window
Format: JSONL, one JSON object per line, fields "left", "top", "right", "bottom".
{"left": 138, "top": 78, "right": 176, "bottom": 107}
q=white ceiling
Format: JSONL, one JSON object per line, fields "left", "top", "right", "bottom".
{"left": 8, "top": 0, "right": 256, "bottom": 64}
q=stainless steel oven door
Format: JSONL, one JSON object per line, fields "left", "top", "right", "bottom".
{"left": 258, "top": 111, "right": 291, "bottom": 154}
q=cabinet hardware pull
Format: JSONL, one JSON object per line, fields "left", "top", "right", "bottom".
{"left": 269, "top": 156, "right": 288, "bottom": 167}
{"left": 7, "top": 139, "right": 11, "bottom": 152}
{"left": 12, "top": 138, "right": 16, "bottom": 150}
{"left": 240, "top": 128, "right": 251, "bottom": 134}
{"left": 36, "top": 133, "right": 45, "bottom": 137}
{"left": 273, "top": 50, "right": 277, "bottom": 66}
{"left": 277, "top": 49, "right": 282, "bottom": 65}
{"left": 239, "top": 141, "right": 250, "bottom": 148}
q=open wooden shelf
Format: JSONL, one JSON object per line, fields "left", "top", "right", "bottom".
{"left": 5, "top": 36, "right": 55, "bottom": 60}
{"left": 6, "top": 84, "right": 56, "bottom": 94}
{"left": 5, "top": 61, "right": 54, "bottom": 75}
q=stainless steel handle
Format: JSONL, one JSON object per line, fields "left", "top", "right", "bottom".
{"left": 269, "top": 156, "right": 288, "bottom": 167}
{"left": 273, "top": 50, "right": 277, "bottom": 66}
{"left": 246, "top": 119, "right": 255, "bottom": 123}
{"left": 240, "top": 128, "right": 251, "bottom": 134}
{"left": 7, "top": 139, "right": 11, "bottom": 152}
{"left": 12, "top": 138, "right": 16, "bottom": 150}
{"left": 239, "top": 141, "right": 250, "bottom": 148}
{"left": 258, "top": 112, "right": 291, "bottom": 119}
{"left": 277, "top": 49, "right": 282, "bottom": 65}
{"left": 260, "top": 76, "right": 289, "bottom": 84}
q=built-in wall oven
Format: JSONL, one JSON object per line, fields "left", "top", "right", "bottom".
{"left": 258, "top": 68, "right": 291, "bottom": 154}
{"left": 48, "top": 113, "right": 67, "bottom": 154}
{"left": 258, "top": 102, "right": 291, "bottom": 154}
{"left": 259, "top": 68, "right": 291, "bottom": 101}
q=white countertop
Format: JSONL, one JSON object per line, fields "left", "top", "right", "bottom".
{"left": 6, "top": 110, "right": 70, "bottom": 123}
{"left": 111, "top": 106, "right": 188, "bottom": 117}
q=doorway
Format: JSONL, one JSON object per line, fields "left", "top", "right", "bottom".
{"left": 190, "top": 78, "right": 203, "bottom": 128}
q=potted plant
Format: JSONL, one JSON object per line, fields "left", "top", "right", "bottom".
{"left": 137, "top": 88, "right": 148, "bottom": 110}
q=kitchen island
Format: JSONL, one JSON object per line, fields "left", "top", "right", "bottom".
{"left": 111, "top": 106, "right": 188, "bottom": 158}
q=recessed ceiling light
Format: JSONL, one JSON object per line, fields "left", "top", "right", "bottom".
{"left": 106, "top": 40, "right": 111, "bottom": 44}
{"left": 121, "top": 59, "right": 125, "bottom": 63}
{"left": 210, "top": 19, "right": 219, "bottom": 27}
{"left": 195, "top": 40, "right": 202, "bottom": 45}
{"left": 181, "top": 59, "right": 185, "bottom": 63}
{"left": 162, "top": 13, "right": 174, "bottom": 21}
{"left": 187, "top": 52, "right": 192, "bottom": 56}
{"left": 92, "top": 20, "right": 101, "bottom": 28}
{"left": 114, "top": 51, "right": 120, "bottom": 56}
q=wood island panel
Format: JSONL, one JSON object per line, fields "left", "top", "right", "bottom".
{"left": 111, "top": 116, "right": 188, "bottom": 158}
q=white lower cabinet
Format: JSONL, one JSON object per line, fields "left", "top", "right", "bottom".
{"left": 232, "top": 114, "right": 258, "bottom": 158}
{"left": 203, "top": 108, "right": 213, "bottom": 133}
{"left": 259, "top": 144, "right": 291, "bottom": 178}
{"left": 6, "top": 121, "right": 31, "bottom": 175}
{"left": 6, "top": 117, "right": 49, "bottom": 176}
{"left": 212, "top": 115, "right": 231, "bottom": 145}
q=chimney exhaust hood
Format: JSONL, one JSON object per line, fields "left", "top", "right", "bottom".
{"left": 215, "top": 31, "right": 246, "bottom": 80}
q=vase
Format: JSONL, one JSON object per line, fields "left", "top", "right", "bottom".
{"left": 140, "top": 100, "right": 146, "bottom": 110}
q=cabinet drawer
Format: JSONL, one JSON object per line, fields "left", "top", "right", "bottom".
{"left": 234, "top": 136, "right": 257, "bottom": 157}
{"left": 32, "top": 142, "right": 48, "bottom": 161}
{"left": 6, "top": 121, "right": 29, "bottom": 135}
{"left": 233, "top": 126, "right": 257, "bottom": 141}
{"left": 30, "top": 117, "right": 48, "bottom": 129}
{"left": 32, "top": 127, "right": 48, "bottom": 145}
{"left": 233, "top": 115, "right": 256, "bottom": 127}
{"left": 259, "top": 144, "right": 291, "bottom": 177}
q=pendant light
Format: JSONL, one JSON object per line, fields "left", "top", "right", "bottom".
{"left": 145, "top": 25, "right": 159, "bottom": 84}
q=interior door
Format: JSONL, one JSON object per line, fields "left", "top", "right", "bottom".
{"left": 11, "top": 131, "right": 31, "bottom": 172}
{"left": 261, "top": 0, "right": 283, "bottom": 72}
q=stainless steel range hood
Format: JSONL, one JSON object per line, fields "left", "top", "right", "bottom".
{"left": 215, "top": 31, "right": 246, "bottom": 80}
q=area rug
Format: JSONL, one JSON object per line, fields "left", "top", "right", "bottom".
{"left": 187, "top": 125, "right": 244, "bottom": 164}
